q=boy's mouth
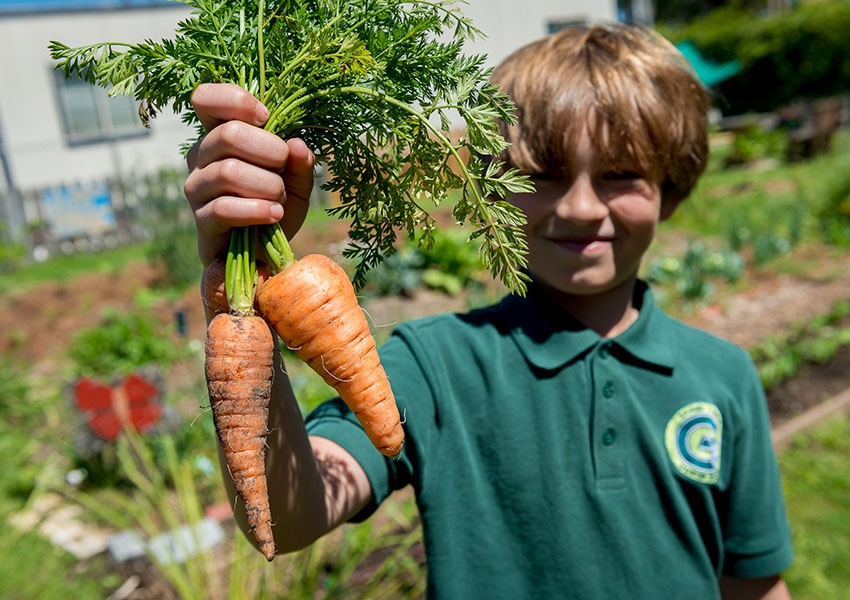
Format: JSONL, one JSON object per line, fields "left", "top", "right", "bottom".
{"left": 548, "top": 236, "right": 612, "bottom": 253}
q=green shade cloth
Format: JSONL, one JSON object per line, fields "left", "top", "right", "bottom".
{"left": 676, "top": 40, "right": 742, "bottom": 87}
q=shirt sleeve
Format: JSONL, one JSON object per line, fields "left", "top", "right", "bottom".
{"left": 721, "top": 356, "right": 794, "bottom": 578}
{"left": 304, "top": 324, "right": 435, "bottom": 521}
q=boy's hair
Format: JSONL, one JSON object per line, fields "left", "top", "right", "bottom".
{"left": 491, "top": 23, "right": 711, "bottom": 203}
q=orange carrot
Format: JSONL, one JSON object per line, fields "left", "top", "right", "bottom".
{"left": 204, "top": 311, "right": 276, "bottom": 560}
{"left": 257, "top": 253, "right": 404, "bottom": 458}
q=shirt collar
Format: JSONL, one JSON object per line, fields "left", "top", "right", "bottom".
{"left": 498, "top": 280, "right": 677, "bottom": 373}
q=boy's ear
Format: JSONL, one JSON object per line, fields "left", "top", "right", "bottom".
{"left": 659, "top": 196, "right": 683, "bottom": 221}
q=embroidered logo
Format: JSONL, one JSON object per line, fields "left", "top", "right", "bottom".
{"left": 665, "top": 402, "right": 722, "bottom": 484}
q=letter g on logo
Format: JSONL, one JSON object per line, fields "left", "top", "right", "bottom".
{"left": 665, "top": 402, "right": 722, "bottom": 484}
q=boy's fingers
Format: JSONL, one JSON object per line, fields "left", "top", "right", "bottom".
{"left": 194, "top": 196, "right": 283, "bottom": 266}
{"left": 190, "top": 83, "right": 269, "bottom": 132}
{"left": 190, "top": 120, "right": 289, "bottom": 171}
{"left": 279, "top": 138, "right": 315, "bottom": 239}
{"left": 186, "top": 159, "right": 285, "bottom": 209}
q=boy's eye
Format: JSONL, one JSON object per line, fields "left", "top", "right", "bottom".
{"left": 529, "top": 172, "right": 558, "bottom": 182}
{"left": 602, "top": 170, "right": 642, "bottom": 182}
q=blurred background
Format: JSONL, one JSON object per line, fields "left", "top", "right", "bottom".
{"left": 1, "top": 1, "right": 849, "bottom": 598}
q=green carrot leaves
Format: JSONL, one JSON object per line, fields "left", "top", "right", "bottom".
{"left": 49, "top": 0, "right": 531, "bottom": 293}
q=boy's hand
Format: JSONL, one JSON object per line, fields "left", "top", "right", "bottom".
{"left": 184, "top": 83, "right": 315, "bottom": 266}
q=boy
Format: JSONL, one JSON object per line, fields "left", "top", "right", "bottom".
{"left": 184, "top": 23, "right": 794, "bottom": 599}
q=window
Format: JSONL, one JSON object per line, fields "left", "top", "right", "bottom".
{"left": 54, "top": 71, "right": 148, "bottom": 145}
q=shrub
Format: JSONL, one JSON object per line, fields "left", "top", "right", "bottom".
{"left": 0, "top": 223, "right": 26, "bottom": 273}
{"left": 814, "top": 168, "right": 850, "bottom": 246}
{"left": 134, "top": 168, "right": 202, "bottom": 289}
{"left": 67, "top": 309, "right": 180, "bottom": 378}
{"left": 362, "top": 228, "right": 487, "bottom": 297}
{"left": 661, "top": 2, "right": 850, "bottom": 114}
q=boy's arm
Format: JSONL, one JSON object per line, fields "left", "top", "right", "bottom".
{"left": 187, "top": 83, "right": 373, "bottom": 554}
{"left": 719, "top": 575, "right": 791, "bottom": 600}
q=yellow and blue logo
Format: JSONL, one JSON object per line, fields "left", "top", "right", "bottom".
{"left": 665, "top": 402, "right": 722, "bottom": 484}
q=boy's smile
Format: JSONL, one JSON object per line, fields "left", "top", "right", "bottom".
{"left": 508, "top": 129, "right": 675, "bottom": 319}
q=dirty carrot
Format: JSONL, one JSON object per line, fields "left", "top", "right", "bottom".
{"left": 257, "top": 251, "right": 404, "bottom": 458}
{"left": 205, "top": 311, "right": 276, "bottom": 560}
{"left": 204, "top": 227, "right": 277, "bottom": 560}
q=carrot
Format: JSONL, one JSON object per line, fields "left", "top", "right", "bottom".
{"left": 205, "top": 311, "right": 276, "bottom": 561}
{"left": 202, "top": 257, "right": 272, "bottom": 319}
{"left": 257, "top": 253, "right": 404, "bottom": 458}
{"left": 203, "top": 228, "right": 277, "bottom": 560}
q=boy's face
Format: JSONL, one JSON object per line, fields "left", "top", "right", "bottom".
{"left": 508, "top": 129, "right": 674, "bottom": 299}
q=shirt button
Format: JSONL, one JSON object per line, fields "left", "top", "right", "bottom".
{"left": 599, "top": 343, "right": 610, "bottom": 359}
{"left": 602, "top": 428, "right": 617, "bottom": 445}
{"left": 602, "top": 381, "right": 616, "bottom": 398}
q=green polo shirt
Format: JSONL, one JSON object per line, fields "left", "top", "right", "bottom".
{"left": 306, "top": 281, "right": 793, "bottom": 599}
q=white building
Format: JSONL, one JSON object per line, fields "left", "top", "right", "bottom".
{"left": 0, "top": 0, "right": 625, "bottom": 250}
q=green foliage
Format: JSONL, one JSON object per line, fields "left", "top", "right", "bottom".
{"left": 50, "top": 0, "right": 533, "bottom": 293}
{"left": 751, "top": 232, "right": 792, "bottom": 266}
{"left": 655, "top": 0, "right": 763, "bottom": 24}
{"left": 71, "top": 428, "right": 223, "bottom": 599}
{"left": 418, "top": 228, "right": 486, "bottom": 294}
{"left": 66, "top": 309, "right": 181, "bottom": 378}
{"left": 362, "top": 228, "right": 487, "bottom": 298}
{"left": 362, "top": 248, "right": 425, "bottom": 297}
{"left": 780, "top": 414, "right": 850, "bottom": 599}
{"left": 0, "top": 223, "right": 26, "bottom": 273}
{"left": 645, "top": 241, "right": 744, "bottom": 301}
{"left": 750, "top": 300, "right": 850, "bottom": 390}
{"left": 812, "top": 166, "right": 850, "bottom": 247}
{"left": 136, "top": 168, "right": 203, "bottom": 288}
{"left": 0, "top": 528, "right": 117, "bottom": 599}
{"left": 726, "top": 125, "right": 788, "bottom": 166}
{"left": 0, "top": 366, "right": 116, "bottom": 597}
{"left": 661, "top": 2, "right": 850, "bottom": 114}
{"left": 0, "top": 362, "right": 39, "bottom": 503}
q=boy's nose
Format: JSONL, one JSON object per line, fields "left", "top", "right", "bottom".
{"left": 554, "top": 176, "right": 607, "bottom": 222}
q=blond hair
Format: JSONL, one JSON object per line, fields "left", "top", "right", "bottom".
{"left": 491, "top": 23, "right": 711, "bottom": 203}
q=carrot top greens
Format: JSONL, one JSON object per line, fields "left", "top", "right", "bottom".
{"left": 49, "top": 0, "right": 532, "bottom": 294}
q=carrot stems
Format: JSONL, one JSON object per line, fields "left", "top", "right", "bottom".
{"left": 259, "top": 223, "right": 296, "bottom": 274}
{"left": 226, "top": 226, "right": 258, "bottom": 315}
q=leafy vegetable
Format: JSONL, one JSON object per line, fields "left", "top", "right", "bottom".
{"left": 49, "top": 0, "right": 532, "bottom": 292}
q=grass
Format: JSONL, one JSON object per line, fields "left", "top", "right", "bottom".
{"left": 0, "top": 243, "right": 149, "bottom": 296}
{"left": 0, "top": 528, "right": 118, "bottom": 598}
{"left": 0, "top": 362, "right": 122, "bottom": 598}
{"left": 780, "top": 412, "right": 850, "bottom": 599}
